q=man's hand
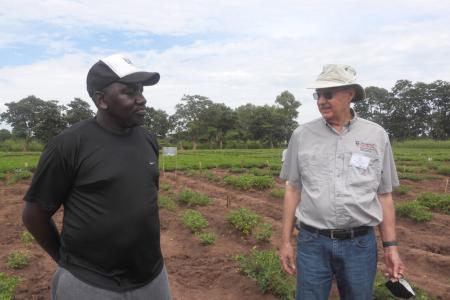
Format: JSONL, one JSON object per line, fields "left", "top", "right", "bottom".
{"left": 384, "top": 246, "right": 405, "bottom": 281}
{"left": 280, "top": 242, "right": 296, "bottom": 275}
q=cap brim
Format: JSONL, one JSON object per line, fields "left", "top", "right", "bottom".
{"left": 120, "top": 72, "right": 160, "bottom": 86}
{"left": 307, "top": 81, "right": 365, "bottom": 102}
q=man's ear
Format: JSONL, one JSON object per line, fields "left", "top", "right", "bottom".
{"left": 93, "top": 91, "right": 108, "bottom": 110}
{"left": 347, "top": 88, "right": 356, "bottom": 103}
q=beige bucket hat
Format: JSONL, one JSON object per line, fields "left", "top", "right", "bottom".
{"left": 307, "top": 64, "right": 365, "bottom": 102}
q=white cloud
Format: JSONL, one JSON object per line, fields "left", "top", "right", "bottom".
{"left": 1, "top": 1, "right": 450, "bottom": 130}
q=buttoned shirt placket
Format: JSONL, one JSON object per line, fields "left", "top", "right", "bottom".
{"left": 325, "top": 120, "right": 351, "bottom": 228}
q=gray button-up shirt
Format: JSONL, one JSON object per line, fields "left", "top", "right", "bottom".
{"left": 280, "top": 115, "right": 399, "bottom": 229}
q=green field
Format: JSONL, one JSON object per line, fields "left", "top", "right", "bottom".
{"left": 1, "top": 140, "right": 449, "bottom": 179}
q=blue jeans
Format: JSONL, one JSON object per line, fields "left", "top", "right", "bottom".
{"left": 296, "top": 227, "right": 377, "bottom": 300}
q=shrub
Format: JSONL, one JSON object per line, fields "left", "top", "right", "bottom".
{"left": 196, "top": 232, "right": 216, "bottom": 245}
{"left": 235, "top": 249, "right": 295, "bottom": 300}
{"left": 396, "top": 201, "right": 433, "bottom": 222}
{"left": 6, "top": 169, "right": 33, "bottom": 184}
{"left": 254, "top": 222, "right": 273, "bottom": 242}
{"left": 398, "top": 173, "right": 440, "bottom": 181}
{"left": 182, "top": 209, "right": 208, "bottom": 233}
{"left": 230, "top": 167, "right": 247, "bottom": 174}
{"left": 6, "top": 250, "right": 30, "bottom": 269}
{"left": 158, "top": 195, "right": 177, "bottom": 211}
{"left": 224, "top": 174, "right": 274, "bottom": 190}
{"left": 436, "top": 165, "right": 450, "bottom": 176}
{"left": 270, "top": 188, "right": 285, "bottom": 199}
{"left": 227, "top": 208, "right": 260, "bottom": 235}
{"left": 393, "top": 185, "right": 412, "bottom": 195}
{"left": 417, "top": 192, "right": 450, "bottom": 214}
{"left": 160, "top": 183, "right": 172, "bottom": 191}
{"left": 177, "top": 188, "right": 212, "bottom": 206}
{"left": 0, "top": 272, "right": 20, "bottom": 300}
{"left": 251, "top": 168, "right": 270, "bottom": 176}
{"left": 20, "top": 231, "right": 35, "bottom": 245}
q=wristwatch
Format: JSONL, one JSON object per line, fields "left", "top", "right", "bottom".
{"left": 382, "top": 241, "right": 399, "bottom": 248}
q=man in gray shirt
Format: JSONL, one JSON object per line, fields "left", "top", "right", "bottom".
{"left": 280, "top": 64, "right": 405, "bottom": 300}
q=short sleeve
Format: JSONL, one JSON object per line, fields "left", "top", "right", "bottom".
{"left": 377, "top": 135, "right": 399, "bottom": 194}
{"left": 24, "top": 138, "right": 76, "bottom": 211}
{"left": 280, "top": 128, "right": 302, "bottom": 188}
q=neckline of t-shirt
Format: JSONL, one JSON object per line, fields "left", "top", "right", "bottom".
{"left": 91, "top": 118, "right": 135, "bottom": 137}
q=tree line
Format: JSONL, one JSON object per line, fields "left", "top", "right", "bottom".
{"left": 1, "top": 79, "right": 448, "bottom": 150}
{"left": 0, "top": 91, "right": 301, "bottom": 150}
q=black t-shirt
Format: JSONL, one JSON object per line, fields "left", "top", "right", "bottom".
{"left": 24, "top": 118, "right": 163, "bottom": 291}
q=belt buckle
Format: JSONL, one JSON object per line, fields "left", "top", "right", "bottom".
{"left": 330, "top": 229, "right": 352, "bottom": 239}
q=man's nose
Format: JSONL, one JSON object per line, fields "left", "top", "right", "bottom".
{"left": 317, "top": 94, "right": 328, "bottom": 104}
{"left": 136, "top": 93, "right": 146, "bottom": 105}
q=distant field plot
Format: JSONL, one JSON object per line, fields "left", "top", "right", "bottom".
{"left": 1, "top": 140, "right": 449, "bottom": 178}
{"left": 0, "top": 152, "right": 40, "bottom": 176}
{"left": 160, "top": 149, "right": 284, "bottom": 171}
{"left": 393, "top": 141, "right": 450, "bottom": 178}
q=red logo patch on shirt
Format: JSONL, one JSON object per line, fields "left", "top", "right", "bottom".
{"left": 355, "top": 141, "right": 377, "bottom": 154}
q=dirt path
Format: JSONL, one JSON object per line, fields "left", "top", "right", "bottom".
{"left": 0, "top": 174, "right": 449, "bottom": 299}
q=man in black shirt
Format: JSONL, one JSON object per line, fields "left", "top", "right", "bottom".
{"left": 22, "top": 54, "right": 172, "bottom": 299}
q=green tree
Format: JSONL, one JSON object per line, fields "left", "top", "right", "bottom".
{"left": 248, "top": 105, "right": 285, "bottom": 148}
{"left": 65, "top": 98, "right": 94, "bottom": 125}
{"left": 0, "top": 96, "right": 66, "bottom": 148}
{"left": 143, "top": 107, "right": 170, "bottom": 138}
{"left": 171, "top": 95, "right": 214, "bottom": 150}
{"left": 0, "top": 129, "right": 11, "bottom": 141}
{"left": 235, "top": 103, "right": 257, "bottom": 144}
{"left": 33, "top": 100, "right": 67, "bottom": 142}
{"left": 275, "top": 90, "right": 301, "bottom": 143}
{"left": 428, "top": 80, "right": 450, "bottom": 139}
{"left": 202, "top": 103, "right": 236, "bottom": 148}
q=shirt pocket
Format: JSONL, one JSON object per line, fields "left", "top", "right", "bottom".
{"left": 345, "top": 152, "right": 381, "bottom": 192}
{"left": 298, "top": 151, "right": 330, "bottom": 184}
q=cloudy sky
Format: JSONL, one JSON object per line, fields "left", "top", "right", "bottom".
{"left": 1, "top": 0, "right": 449, "bottom": 129}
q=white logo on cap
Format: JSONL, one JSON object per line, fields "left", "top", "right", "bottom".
{"left": 123, "top": 57, "right": 133, "bottom": 65}
{"left": 101, "top": 54, "right": 141, "bottom": 78}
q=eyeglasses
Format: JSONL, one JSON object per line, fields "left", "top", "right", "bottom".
{"left": 313, "top": 87, "right": 347, "bottom": 100}
{"left": 313, "top": 90, "right": 334, "bottom": 100}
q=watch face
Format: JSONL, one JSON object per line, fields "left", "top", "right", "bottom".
{"left": 385, "top": 279, "right": 415, "bottom": 298}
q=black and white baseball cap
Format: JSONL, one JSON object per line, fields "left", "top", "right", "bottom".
{"left": 86, "top": 54, "right": 160, "bottom": 97}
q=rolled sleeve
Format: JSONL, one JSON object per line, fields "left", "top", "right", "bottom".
{"left": 377, "top": 136, "right": 399, "bottom": 194}
{"left": 280, "top": 128, "right": 302, "bottom": 189}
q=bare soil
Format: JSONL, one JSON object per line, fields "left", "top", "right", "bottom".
{"left": 1, "top": 173, "right": 449, "bottom": 299}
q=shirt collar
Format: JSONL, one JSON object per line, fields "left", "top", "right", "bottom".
{"left": 322, "top": 108, "right": 358, "bottom": 133}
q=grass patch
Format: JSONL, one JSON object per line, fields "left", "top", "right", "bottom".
{"left": 160, "top": 183, "right": 172, "bottom": 191}
{"left": 182, "top": 209, "right": 208, "bottom": 233}
{"left": 398, "top": 172, "right": 440, "bottom": 181}
{"left": 177, "top": 188, "right": 212, "bottom": 206}
{"left": 436, "top": 165, "right": 450, "bottom": 176}
{"left": 6, "top": 250, "right": 30, "bottom": 269}
{"left": 417, "top": 192, "right": 450, "bottom": 214}
{"left": 227, "top": 208, "right": 260, "bottom": 236}
{"left": 158, "top": 195, "right": 177, "bottom": 211}
{"left": 230, "top": 167, "right": 247, "bottom": 173}
{"left": 0, "top": 272, "right": 20, "bottom": 300}
{"left": 254, "top": 222, "right": 273, "bottom": 242}
{"left": 396, "top": 201, "right": 433, "bottom": 222}
{"left": 235, "top": 249, "right": 296, "bottom": 300}
{"left": 393, "top": 185, "right": 412, "bottom": 195}
{"left": 224, "top": 174, "right": 274, "bottom": 190}
{"left": 270, "top": 188, "right": 285, "bottom": 199}
{"left": 196, "top": 232, "right": 216, "bottom": 245}
{"left": 20, "top": 231, "right": 35, "bottom": 245}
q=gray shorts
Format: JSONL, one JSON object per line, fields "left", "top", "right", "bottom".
{"left": 51, "top": 265, "right": 172, "bottom": 300}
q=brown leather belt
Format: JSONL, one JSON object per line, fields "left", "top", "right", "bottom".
{"left": 300, "top": 222, "right": 371, "bottom": 240}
